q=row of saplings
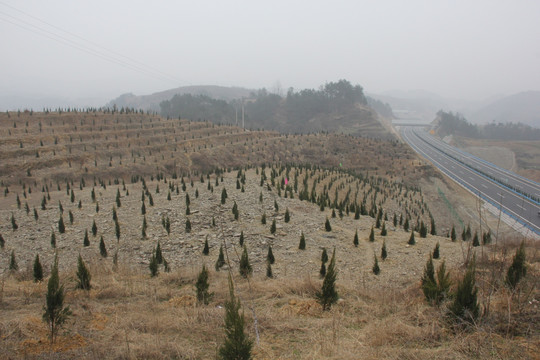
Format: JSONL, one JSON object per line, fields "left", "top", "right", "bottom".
{"left": 25, "top": 234, "right": 528, "bottom": 359}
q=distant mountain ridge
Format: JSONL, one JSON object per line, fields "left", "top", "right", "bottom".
{"left": 106, "top": 85, "right": 253, "bottom": 111}
{"left": 470, "top": 91, "right": 540, "bottom": 128}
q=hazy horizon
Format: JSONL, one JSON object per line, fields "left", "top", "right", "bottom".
{"left": 1, "top": 0, "right": 539, "bottom": 108}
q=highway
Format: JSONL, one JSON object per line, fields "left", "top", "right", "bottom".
{"left": 400, "top": 126, "right": 540, "bottom": 237}
{"left": 412, "top": 129, "right": 540, "bottom": 203}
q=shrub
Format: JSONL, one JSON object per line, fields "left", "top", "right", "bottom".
{"left": 506, "top": 241, "right": 527, "bottom": 290}
{"left": 449, "top": 256, "right": 479, "bottom": 324}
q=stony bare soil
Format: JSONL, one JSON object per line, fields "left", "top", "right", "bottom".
{"left": 0, "top": 168, "right": 538, "bottom": 359}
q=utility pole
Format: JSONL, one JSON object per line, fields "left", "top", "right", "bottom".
{"left": 242, "top": 102, "right": 245, "bottom": 129}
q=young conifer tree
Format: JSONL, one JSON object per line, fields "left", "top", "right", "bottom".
{"left": 76, "top": 254, "right": 91, "bottom": 290}
{"left": 369, "top": 226, "right": 375, "bottom": 242}
{"left": 450, "top": 256, "right": 479, "bottom": 324}
{"left": 266, "top": 262, "right": 273, "bottom": 278}
{"left": 381, "top": 240, "right": 387, "bottom": 260}
{"left": 83, "top": 229, "right": 90, "bottom": 247}
{"left": 239, "top": 245, "right": 252, "bottom": 278}
{"left": 58, "top": 216, "right": 65, "bottom": 233}
{"left": 33, "top": 254, "right": 43, "bottom": 282}
{"left": 372, "top": 254, "right": 380, "bottom": 275}
{"left": 149, "top": 253, "right": 159, "bottom": 277}
{"left": 408, "top": 230, "right": 416, "bottom": 245}
{"left": 380, "top": 222, "right": 387, "bottom": 236}
{"left": 92, "top": 220, "right": 98, "bottom": 236}
{"left": 299, "top": 231, "right": 306, "bottom": 250}
{"left": 203, "top": 236, "right": 210, "bottom": 255}
{"left": 43, "top": 257, "right": 71, "bottom": 344}
{"left": 325, "top": 217, "right": 332, "bottom": 232}
{"left": 353, "top": 229, "right": 359, "bottom": 247}
{"left": 433, "top": 242, "right": 440, "bottom": 259}
{"left": 316, "top": 248, "right": 338, "bottom": 310}
{"left": 218, "top": 275, "right": 253, "bottom": 360}
{"left": 215, "top": 244, "right": 226, "bottom": 271}
{"left": 99, "top": 236, "right": 107, "bottom": 257}
{"left": 267, "top": 245, "right": 275, "bottom": 264}
{"left": 270, "top": 219, "right": 276, "bottom": 234}
{"left": 506, "top": 241, "right": 527, "bottom": 290}
{"left": 195, "top": 264, "right": 212, "bottom": 305}
{"left": 239, "top": 231, "right": 244, "bottom": 246}
{"left": 451, "top": 225, "right": 457, "bottom": 242}
{"left": 9, "top": 250, "right": 18, "bottom": 271}
{"left": 155, "top": 242, "right": 163, "bottom": 264}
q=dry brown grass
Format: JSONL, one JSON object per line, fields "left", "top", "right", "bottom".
{"left": 0, "top": 241, "right": 538, "bottom": 360}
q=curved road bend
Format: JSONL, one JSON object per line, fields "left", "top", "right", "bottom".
{"left": 400, "top": 126, "right": 540, "bottom": 238}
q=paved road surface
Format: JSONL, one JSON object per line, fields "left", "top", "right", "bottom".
{"left": 400, "top": 126, "right": 540, "bottom": 237}
{"left": 413, "top": 129, "right": 540, "bottom": 203}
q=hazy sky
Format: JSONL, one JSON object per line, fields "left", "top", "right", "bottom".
{"left": 1, "top": 0, "right": 539, "bottom": 103}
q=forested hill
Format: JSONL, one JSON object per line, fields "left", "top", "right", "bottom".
{"left": 160, "top": 80, "right": 393, "bottom": 139}
{"left": 107, "top": 85, "right": 252, "bottom": 111}
{"left": 433, "top": 110, "right": 540, "bottom": 140}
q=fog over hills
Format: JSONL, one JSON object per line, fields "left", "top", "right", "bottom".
{"left": 468, "top": 91, "right": 540, "bottom": 128}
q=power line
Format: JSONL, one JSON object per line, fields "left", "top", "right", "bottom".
{"left": 0, "top": 2, "right": 182, "bottom": 85}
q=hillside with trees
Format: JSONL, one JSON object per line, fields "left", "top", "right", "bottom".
{"left": 160, "top": 80, "right": 393, "bottom": 139}
{"left": 0, "top": 109, "right": 537, "bottom": 359}
{"left": 434, "top": 110, "right": 540, "bottom": 140}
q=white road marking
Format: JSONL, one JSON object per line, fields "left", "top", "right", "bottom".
{"left": 497, "top": 193, "right": 505, "bottom": 198}
{"left": 516, "top": 204, "right": 526, "bottom": 211}
{"left": 481, "top": 184, "right": 487, "bottom": 189}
